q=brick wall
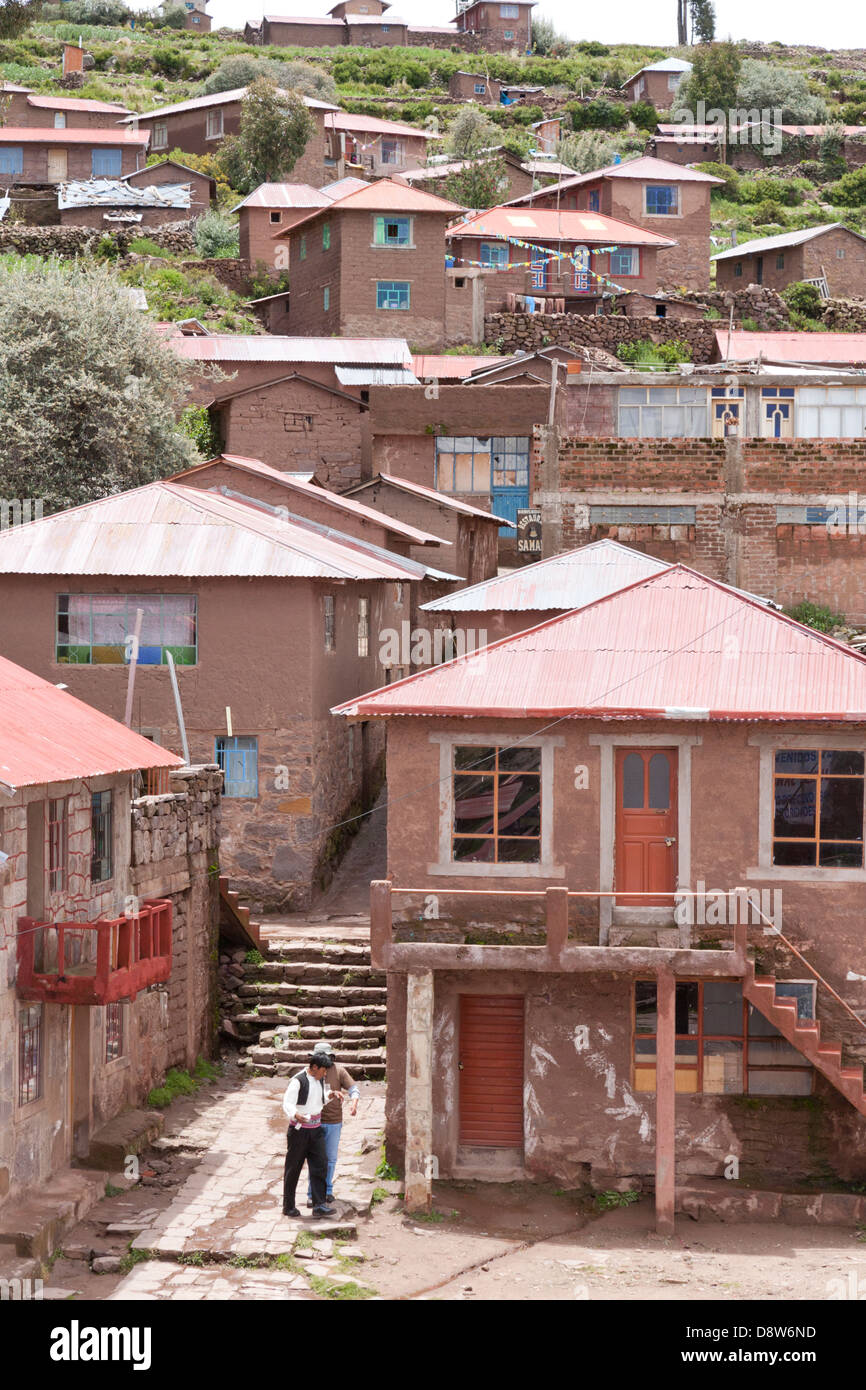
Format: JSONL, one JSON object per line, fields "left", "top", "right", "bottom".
{"left": 216, "top": 376, "right": 365, "bottom": 488}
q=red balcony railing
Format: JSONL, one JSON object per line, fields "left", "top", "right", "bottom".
{"left": 17, "top": 899, "right": 172, "bottom": 1005}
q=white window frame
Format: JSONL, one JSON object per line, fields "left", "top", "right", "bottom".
{"left": 748, "top": 734, "right": 866, "bottom": 883}
{"left": 618, "top": 386, "right": 709, "bottom": 439}
{"left": 796, "top": 386, "right": 866, "bottom": 440}
{"left": 54, "top": 112, "right": 66, "bottom": 129}
{"left": 205, "top": 109, "right": 224, "bottom": 141}
{"left": 427, "top": 731, "right": 564, "bottom": 878}
{"left": 152, "top": 122, "right": 168, "bottom": 150}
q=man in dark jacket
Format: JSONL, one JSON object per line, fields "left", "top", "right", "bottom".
{"left": 306, "top": 1042, "right": 360, "bottom": 1207}
{"left": 282, "top": 1052, "right": 337, "bottom": 1218}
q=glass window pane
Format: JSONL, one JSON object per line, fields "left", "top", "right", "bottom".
{"left": 748, "top": 1036, "right": 805, "bottom": 1066}
{"left": 648, "top": 753, "right": 670, "bottom": 809}
{"left": 453, "top": 836, "right": 494, "bottom": 863}
{"left": 775, "top": 750, "right": 818, "bottom": 774}
{"left": 774, "top": 778, "right": 816, "bottom": 837}
{"left": 619, "top": 407, "right": 640, "bottom": 437}
{"left": 703, "top": 1040, "right": 743, "bottom": 1093}
{"left": 635, "top": 1038, "right": 656, "bottom": 1059}
{"left": 641, "top": 406, "right": 662, "bottom": 436}
{"left": 619, "top": 389, "right": 647, "bottom": 404}
{"left": 819, "top": 842, "right": 863, "bottom": 868}
{"left": 820, "top": 778, "right": 863, "bottom": 842}
{"left": 498, "top": 745, "right": 541, "bottom": 772}
{"left": 453, "top": 775, "right": 496, "bottom": 835}
{"left": 635, "top": 981, "right": 656, "bottom": 1033}
{"left": 648, "top": 388, "right": 676, "bottom": 404}
{"left": 821, "top": 751, "right": 864, "bottom": 775}
{"left": 454, "top": 746, "right": 496, "bottom": 771}
{"left": 773, "top": 840, "right": 817, "bottom": 866}
{"left": 748, "top": 1069, "right": 813, "bottom": 1096}
{"left": 774, "top": 982, "right": 815, "bottom": 1019}
{"left": 622, "top": 753, "right": 644, "bottom": 808}
{"left": 702, "top": 981, "right": 743, "bottom": 1035}
{"left": 675, "top": 981, "right": 698, "bottom": 1035}
{"left": 162, "top": 596, "right": 196, "bottom": 646}
{"left": 497, "top": 774, "right": 540, "bottom": 837}
{"left": 497, "top": 838, "right": 541, "bottom": 863}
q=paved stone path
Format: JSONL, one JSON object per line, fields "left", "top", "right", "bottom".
{"left": 106, "top": 1078, "right": 384, "bottom": 1300}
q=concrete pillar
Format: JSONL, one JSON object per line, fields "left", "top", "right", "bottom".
{"left": 534, "top": 424, "right": 563, "bottom": 559}
{"left": 369, "top": 879, "right": 392, "bottom": 971}
{"left": 404, "top": 969, "right": 434, "bottom": 1214}
{"left": 655, "top": 966, "right": 676, "bottom": 1236}
{"left": 545, "top": 886, "right": 568, "bottom": 966}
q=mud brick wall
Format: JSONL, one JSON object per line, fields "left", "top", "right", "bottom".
{"left": 0, "top": 222, "right": 194, "bottom": 254}
{"left": 486, "top": 311, "right": 720, "bottom": 362}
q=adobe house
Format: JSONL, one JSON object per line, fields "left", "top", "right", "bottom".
{"left": 325, "top": 112, "right": 433, "bottom": 178}
{"left": 334, "top": 566, "right": 866, "bottom": 1224}
{"left": 342, "top": 14, "right": 409, "bottom": 44}
{"left": 257, "top": 14, "right": 348, "bottom": 45}
{"left": 713, "top": 224, "right": 866, "bottom": 299}
{"left": 448, "top": 71, "right": 502, "bottom": 103}
{"left": 0, "top": 479, "right": 456, "bottom": 912}
{"left": 233, "top": 183, "right": 334, "bottom": 271}
{"left": 504, "top": 155, "right": 723, "bottom": 292}
{"left": 181, "top": 0, "right": 211, "bottom": 30}
{"left": 0, "top": 89, "right": 130, "bottom": 129}
{"left": 57, "top": 178, "right": 191, "bottom": 229}
{"left": 452, "top": 0, "right": 536, "bottom": 52}
{"left": 246, "top": 289, "right": 292, "bottom": 334}
{"left": 0, "top": 653, "right": 222, "bottom": 1207}
{"left": 530, "top": 116, "right": 561, "bottom": 154}
{"left": 344, "top": 471, "right": 507, "bottom": 586}
{"left": 120, "top": 90, "right": 338, "bottom": 185}
{"left": 622, "top": 57, "right": 692, "bottom": 110}
{"left": 401, "top": 149, "right": 573, "bottom": 204}
{"left": 446, "top": 205, "right": 676, "bottom": 313}
{"left": 0, "top": 127, "right": 148, "bottom": 185}
{"left": 124, "top": 159, "right": 215, "bottom": 218}
{"left": 648, "top": 123, "right": 724, "bottom": 167}
{"left": 273, "top": 178, "right": 468, "bottom": 351}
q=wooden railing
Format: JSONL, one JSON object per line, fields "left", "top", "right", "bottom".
{"left": 17, "top": 899, "right": 172, "bottom": 1005}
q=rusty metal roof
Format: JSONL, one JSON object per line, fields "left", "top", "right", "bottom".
{"left": 344, "top": 473, "right": 512, "bottom": 526}
{"left": 0, "top": 126, "right": 148, "bottom": 145}
{"left": 326, "top": 112, "right": 432, "bottom": 140}
{"left": 26, "top": 93, "right": 130, "bottom": 113}
{"left": 172, "top": 455, "right": 449, "bottom": 547}
{"left": 231, "top": 182, "right": 332, "bottom": 213}
{"left": 162, "top": 333, "right": 412, "bottom": 364}
{"left": 0, "top": 655, "right": 182, "bottom": 789}
{"left": 411, "top": 354, "right": 503, "bottom": 380}
{"left": 0, "top": 482, "right": 428, "bottom": 582}
{"left": 715, "top": 331, "right": 866, "bottom": 366}
{"left": 334, "top": 566, "right": 866, "bottom": 722}
{"left": 58, "top": 179, "right": 190, "bottom": 210}
{"left": 421, "top": 540, "right": 670, "bottom": 613}
{"left": 449, "top": 206, "right": 677, "bottom": 247}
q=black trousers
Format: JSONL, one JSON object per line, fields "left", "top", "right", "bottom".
{"left": 283, "top": 1124, "right": 328, "bottom": 1212}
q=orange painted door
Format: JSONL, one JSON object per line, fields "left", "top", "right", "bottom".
{"left": 615, "top": 749, "right": 678, "bottom": 906}
{"left": 458, "top": 995, "right": 524, "bottom": 1148}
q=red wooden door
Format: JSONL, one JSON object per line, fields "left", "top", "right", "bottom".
{"left": 458, "top": 995, "right": 524, "bottom": 1147}
{"left": 615, "top": 749, "right": 678, "bottom": 906}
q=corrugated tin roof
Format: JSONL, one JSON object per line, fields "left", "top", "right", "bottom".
{"left": 345, "top": 472, "right": 512, "bottom": 526}
{"left": 327, "top": 112, "right": 432, "bottom": 139}
{"left": 715, "top": 330, "right": 866, "bottom": 365}
{"left": 411, "top": 354, "right": 503, "bottom": 379}
{"left": 162, "top": 333, "right": 412, "bottom": 364}
{"left": 335, "top": 365, "right": 419, "bottom": 385}
{"left": 448, "top": 206, "right": 677, "bottom": 247}
{"left": 0, "top": 482, "right": 427, "bottom": 582}
{"left": 520, "top": 160, "right": 579, "bottom": 176}
{"left": 283, "top": 177, "right": 465, "bottom": 234}
{"left": 334, "top": 566, "right": 866, "bottom": 722}
{"left": 504, "top": 155, "right": 722, "bottom": 207}
{"left": 231, "top": 182, "right": 332, "bottom": 213}
{"left": 58, "top": 179, "right": 190, "bottom": 210}
{"left": 264, "top": 13, "right": 346, "bottom": 23}
{"left": 626, "top": 57, "right": 692, "bottom": 83}
{"left": 0, "top": 127, "right": 148, "bottom": 146}
{"left": 0, "top": 654, "right": 182, "bottom": 789}
{"left": 26, "top": 93, "right": 129, "bottom": 113}
{"left": 121, "top": 88, "right": 338, "bottom": 123}
{"left": 173, "top": 455, "right": 448, "bottom": 547}
{"left": 345, "top": 14, "right": 405, "bottom": 23}
{"left": 421, "top": 539, "right": 669, "bottom": 613}
{"left": 713, "top": 223, "right": 864, "bottom": 261}
{"left": 320, "top": 175, "right": 368, "bottom": 199}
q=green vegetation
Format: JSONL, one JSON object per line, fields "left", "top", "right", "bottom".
{"left": 193, "top": 210, "right": 240, "bottom": 259}
{"left": 374, "top": 1145, "right": 399, "bottom": 1181}
{"left": 216, "top": 78, "right": 313, "bottom": 194}
{"left": 782, "top": 280, "right": 824, "bottom": 318}
{"left": 594, "top": 1189, "right": 640, "bottom": 1211}
{"left": 784, "top": 601, "right": 844, "bottom": 633}
{"left": 616, "top": 338, "right": 693, "bottom": 369}
{"left": 370, "top": 1187, "right": 389, "bottom": 1206}
{"left": 146, "top": 1058, "right": 219, "bottom": 1107}
{"left": 308, "top": 1273, "right": 376, "bottom": 1300}
{"left": 119, "top": 1246, "right": 152, "bottom": 1273}
{"left": 104, "top": 1181, "right": 125, "bottom": 1197}
{"left": 127, "top": 236, "right": 172, "bottom": 258}
{"left": 245, "top": 949, "right": 265, "bottom": 964}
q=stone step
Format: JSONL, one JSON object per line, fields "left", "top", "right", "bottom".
{"left": 0, "top": 1169, "right": 108, "bottom": 1262}
{"left": 238, "top": 984, "right": 387, "bottom": 1005}
{"left": 247, "top": 1059, "right": 386, "bottom": 1081}
{"left": 235, "top": 1004, "right": 387, "bottom": 1026}
{"left": 266, "top": 944, "right": 372, "bottom": 965}
{"left": 87, "top": 1108, "right": 165, "bottom": 1171}
{"left": 249, "top": 1045, "right": 386, "bottom": 1066}
{"left": 246, "top": 962, "right": 385, "bottom": 985}
{"left": 258, "top": 1031, "right": 382, "bottom": 1049}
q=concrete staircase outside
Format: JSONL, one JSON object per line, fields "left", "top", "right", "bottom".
{"left": 743, "top": 968, "right": 866, "bottom": 1116}
{"left": 229, "top": 937, "right": 386, "bottom": 1080}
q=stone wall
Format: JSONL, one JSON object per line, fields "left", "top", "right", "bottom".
{"left": 486, "top": 311, "right": 720, "bottom": 362}
{"left": 0, "top": 222, "right": 195, "bottom": 256}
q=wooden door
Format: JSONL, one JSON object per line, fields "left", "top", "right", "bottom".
{"left": 615, "top": 749, "right": 678, "bottom": 907}
{"left": 458, "top": 995, "right": 524, "bottom": 1147}
{"left": 47, "top": 149, "right": 67, "bottom": 181}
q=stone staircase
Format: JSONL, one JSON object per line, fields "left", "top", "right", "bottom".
{"left": 743, "top": 968, "right": 866, "bottom": 1116}
{"left": 228, "top": 937, "right": 386, "bottom": 1080}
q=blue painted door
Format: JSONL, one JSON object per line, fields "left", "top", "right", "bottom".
{"left": 491, "top": 436, "right": 530, "bottom": 537}
{"left": 492, "top": 487, "right": 529, "bottom": 536}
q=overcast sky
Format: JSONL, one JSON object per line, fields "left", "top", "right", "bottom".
{"left": 174, "top": 0, "right": 862, "bottom": 50}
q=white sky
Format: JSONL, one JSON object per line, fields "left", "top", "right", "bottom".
{"left": 171, "top": 0, "right": 862, "bottom": 51}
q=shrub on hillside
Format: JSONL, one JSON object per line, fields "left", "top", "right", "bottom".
{"left": 782, "top": 280, "right": 824, "bottom": 319}
{"left": 736, "top": 59, "right": 826, "bottom": 125}
{"left": 567, "top": 98, "right": 629, "bottom": 132}
{"left": 750, "top": 199, "right": 787, "bottom": 226}
{"left": 828, "top": 165, "right": 866, "bottom": 206}
{"left": 693, "top": 160, "right": 740, "bottom": 199}
{"left": 193, "top": 210, "right": 239, "bottom": 259}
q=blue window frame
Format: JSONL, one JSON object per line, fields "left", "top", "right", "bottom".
{"left": 323, "top": 285, "right": 330, "bottom": 311}
{"left": 215, "top": 736, "right": 258, "bottom": 798}
{"left": 376, "top": 280, "right": 410, "bottom": 309}
{"left": 480, "top": 241, "right": 508, "bottom": 268}
{"left": 474, "top": 83, "right": 486, "bottom": 94}
{"left": 587, "top": 189, "right": 600, "bottom": 212}
{"left": 92, "top": 148, "right": 123, "bottom": 177}
{"left": 610, "top": 247, "right": 639, "bottom": 277}
{"left": 374, "top": 215, "right": 411, "bottom": 246}
{"left": 645, "top": 184, "right": 678, "bottom": 216}
{"left": 529, "top": 254, "right": 547, "bottom": 290}
{"left": 0, "top": 147, "right": 24, "bottom": 176}
{"left": 56, "top": 594, "right": 197, "bottom": 665}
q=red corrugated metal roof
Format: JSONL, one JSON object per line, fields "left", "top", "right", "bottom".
{"left": 448, "top": 206, "right": 676, "bottom": 247}
{"left": 232, "top": 182, "right": 332, "bottom": 212}
{"left": 715, "top": 330, "right": 866, "bottom": 365}
{"left": 326, "top": 112, "right": 433, "bottom": 140}
{"left": 26, "top": 94, "right": 130, "bottom": 113}
{"left": 411, "top": 354, "right": 502, "bottom": 379}
{"left": 333, "top": 566, "right": 866, "bottom": 721}
{"left": 503, "top": 155, "right": 723, "bottom": 207}
{"left": 346, "top": 472, "right": 512, "bottom": 525}
{"left": 161, "top": 333, "right": 411, "bottom": 364}
{"left": 0, "top": 655, "right": 182, "bottom": 789}
{"left": 0, "top": 126, "right": 148, "bottom": 145}
{"left": 282, "top": 178, "right": 466, "bottom": 235}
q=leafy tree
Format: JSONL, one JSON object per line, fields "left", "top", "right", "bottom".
{"left": 203, "top": 54, "right": 337, "bottom": 102}
{"left": 531, "top": 13, "right": 566, "bottom": 55}
{"left": 444, "top": 155, "right": 508, "bottom": 210}
{"left": 158, "top": 3, "right": 189, "bottom": 29}
{"left": 675, "top": 41, "right": 741, "bottom": 122}
{"left": 629, "top": 100, "right": 660, "bottom": 132}
{"left": 828, "top": 165, "right": 866, "bottom": 206}
{"left": 782, "top": 281, "right": 824, "bottom": 318}
{"left": 693, "top": 159, "right": 740, "bottom": 197}
{"left": 446, "top": 106, "right": 502, "bottom": 160}
{"left": 0, "top": 0, "right": 41, "bottom": 37}
{"left": 557, "top": 130, "right": 618, "bottom": 174}
{"left": 690, "top": 0, "right": 715, "bottom": 43}
{"left": 216, "top": 79, "right": 313, "bottom": 196}
{"left": 203, "top": 55, "right": 267, "bottom": 94}
{"left": 736, "top": 59, "right": 826, "bottom": 124}
{"left": 0, "top": 259, "right": 196, "bottom": 512}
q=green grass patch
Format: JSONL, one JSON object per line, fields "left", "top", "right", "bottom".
{"left": 594, "top": 1189, "right": 640, "bottom": 1212}
{"left": 308, "top": 1273, "right": 375, "bottom": 1300}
